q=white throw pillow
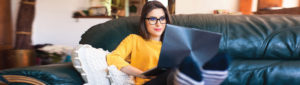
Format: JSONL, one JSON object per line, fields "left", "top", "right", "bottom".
{"left": 71, "top": 44, "right": 134, "bottom": 85}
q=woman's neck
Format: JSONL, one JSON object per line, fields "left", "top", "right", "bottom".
{"left": 150, "top": 36, "right": 161, "bottom": 41}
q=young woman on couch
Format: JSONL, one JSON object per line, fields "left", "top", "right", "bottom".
{"left": 106, "top": 1, "right": 229, "bottom": 85}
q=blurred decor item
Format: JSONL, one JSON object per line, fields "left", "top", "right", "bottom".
{"left": 88, "top": 7, "right": 107, "bottom": 16}
{"left": 254, "top": 7, "right": 300, "bottom": 15}
{"left": 6, "top": 0, "right": 36, "bottom": 68}
{"left": 73, "top": 10, "right": 89, "bottom": 17}
{"left": 214, "top": 9, "right": 230, "bottom": 14}
{"left": 129, "top": 4, "right": 137, "bottom": 14}
{"left": 34, "top": 44, "right": 73, "bottom": 65}
{"left": 239, "top": 0, "right": 253, "bottom": 15}
{"left": 213, "top": 9, "right": 242, "bottom": 15}
{"left": 14, "top": 0, "right": 35, "bottom": 49}
{"left": 257, "top": 0, "right": 282, "bottom": 11}
{"left": 6, "top": 50, "right": 35, "bottom": 68}
{"left": 90, "top": 0, "right": 111, "bottom": 16}
{"left": 0, "top": 0, "right": 13, "bottom": 69}
{"left": 168, "top": 0, "right": 175, "bottom": 14}
{"left": 111, "top": 0, "right": 127, "bottom": 17}
{"left": 129, "top": 0, "right": 145, "bottom": 16}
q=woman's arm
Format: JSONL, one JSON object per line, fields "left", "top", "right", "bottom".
{"left": 106, "top": 35, "right": 134, "bottom": 70}
{"left": 106, "top": 35, "right": 148, "bottom": 78}
{"left": 120, "top": 65, "right": 147, "bottom": 79}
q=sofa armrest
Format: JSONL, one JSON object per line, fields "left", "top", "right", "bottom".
{"left": 0, "top": 63, "right": 84, "bottom": 85}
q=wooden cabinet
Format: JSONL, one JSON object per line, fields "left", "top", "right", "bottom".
{"left": 0, "top": 0, "right": 13, "bottom": 69}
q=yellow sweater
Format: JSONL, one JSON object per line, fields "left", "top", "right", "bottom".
{"left": 106, "top": 34, "right": 162, "bottom": 84}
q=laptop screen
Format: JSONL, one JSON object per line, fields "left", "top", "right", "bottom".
{"left": 157, "top": 24, "right": 222, "bottom": 68}
{"left": 142, "top": 24, "right": 222, "bottom": 76}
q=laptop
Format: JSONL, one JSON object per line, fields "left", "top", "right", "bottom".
{"left": 142, "top": 24, "right": 222, "bottom": 76}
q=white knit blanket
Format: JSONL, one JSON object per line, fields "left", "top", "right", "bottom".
{"left": 72, "top": 44, "right": 134, "bottom": 85}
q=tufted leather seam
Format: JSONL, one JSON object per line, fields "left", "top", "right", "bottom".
{"left": 295, "top": 42, "right": 300, "bottom": 57}
{"left": 260, "top": 27, "right": 299, "bottom": 58}
{"left": 245, "top": 72, "right": 254, "bottom": 85}
{"left": 262, "top": 68, "right": 269, "bottom": 85}
{"left": 229, "top": 60, "right": 283, "bottom": 72}
{"left": 244, "top": 68, "right": 268, "bottom": 85}
{"left": 293, "top": 27, "right": 300, "bottom": 57}
{"left": 224, "top": 15, "right": 229, "bottom": 52}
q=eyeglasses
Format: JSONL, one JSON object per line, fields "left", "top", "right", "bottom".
{"left": 145, "top": 16, "right": 166, "bottom": 25}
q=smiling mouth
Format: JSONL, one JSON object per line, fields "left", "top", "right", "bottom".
{"left": 154, "top": 28, "right": 162, "bottom": 31}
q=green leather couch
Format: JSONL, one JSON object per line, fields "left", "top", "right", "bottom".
{"left": 1, "top": 14, "right": 300, "bottom": 85}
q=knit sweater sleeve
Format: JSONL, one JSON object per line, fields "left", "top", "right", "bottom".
{"left": 106, "top": 34, "right": 135, "bottom": 70}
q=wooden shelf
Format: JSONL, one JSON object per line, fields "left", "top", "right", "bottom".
{"left": 73, "top": 16, "right": 113, "bottom": 18}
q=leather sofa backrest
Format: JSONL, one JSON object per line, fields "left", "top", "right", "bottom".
{"left": 80, "top": 14, "right": 300, "bottom": 59}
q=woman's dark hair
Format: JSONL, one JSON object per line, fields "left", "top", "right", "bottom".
{"left": 139, "top": 1, "right": 172, "bottom": 40}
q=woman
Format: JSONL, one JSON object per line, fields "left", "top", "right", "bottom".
{"left": 106, "top": 1, "right": 229, "bottom": 85}
{"left": 106, "top": 1, "right": 171, "bottom": 84}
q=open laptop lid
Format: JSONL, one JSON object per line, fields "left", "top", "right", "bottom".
{"left": 158, "top": 24, "right": 222, "bottom": 68}
{"left": 143, "top": 24, "right": 221, "bottom": 76}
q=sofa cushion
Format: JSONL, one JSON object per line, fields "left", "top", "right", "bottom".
{"left": 223, "top": 59, "right": 300, "bottom": 85}
{"left": 172, "top": 15, "right": 300, "bottom": 59}
{"left": 263, "top": 26, "right": 300, "bottom": 59}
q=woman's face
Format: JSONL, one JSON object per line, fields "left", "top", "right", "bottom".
{"left": 145, "top": 8, "right": 166, "bottom": 38}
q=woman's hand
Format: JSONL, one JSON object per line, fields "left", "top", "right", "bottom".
{"left": 137, "top": 74, "right": 157, "bottom": 79}
{"left": 120, "top": 65, "right": 157, "bottom": 79}
{"left": 136, "top": 74, "right": 147, "bottom": 79}
{"left": 120, "top": 65, "right": 144, "bottom": 77}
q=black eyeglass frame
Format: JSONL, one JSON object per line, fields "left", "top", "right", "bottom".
{"left": 145, "top": 17, "right": 166, "bottom": 25}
